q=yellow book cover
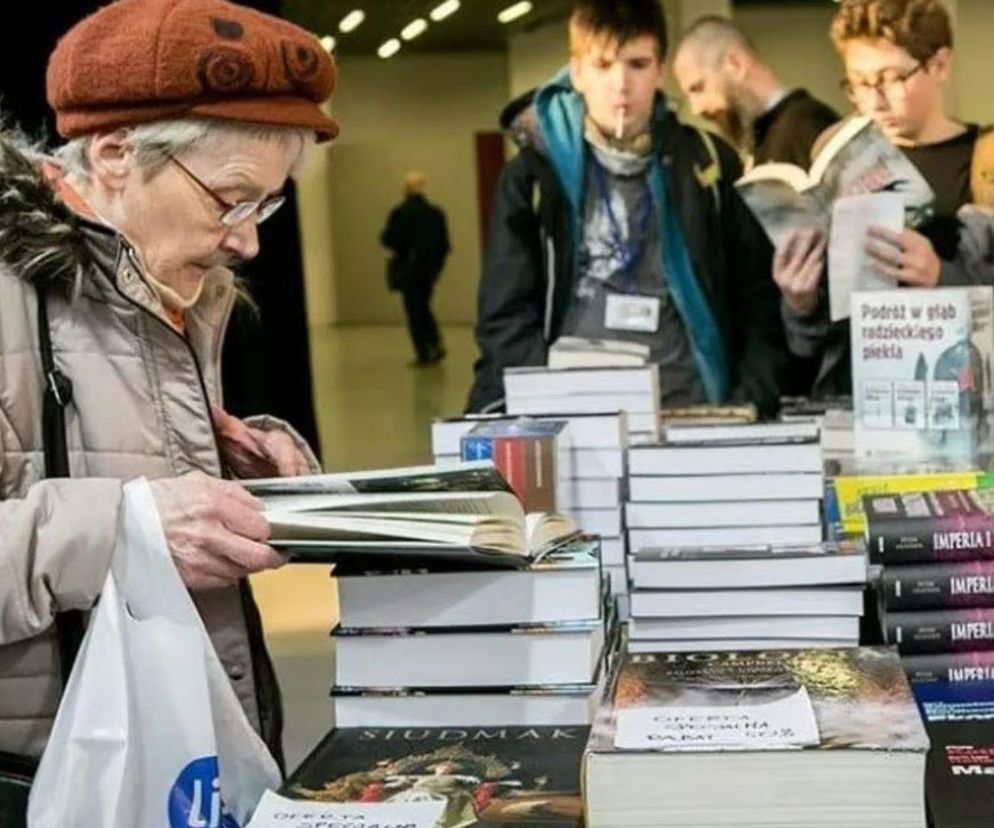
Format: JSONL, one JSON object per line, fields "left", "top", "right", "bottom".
{"left": 834, "top": 472, "right": 994, "bottom": 535}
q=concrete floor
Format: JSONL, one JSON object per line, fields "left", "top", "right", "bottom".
{"left": 250, "top": 322, "right": 477, "bottom": 770}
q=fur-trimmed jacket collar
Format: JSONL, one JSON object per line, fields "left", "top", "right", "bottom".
{"left": 0, "top": 131, "right": 103, "bottom": 295}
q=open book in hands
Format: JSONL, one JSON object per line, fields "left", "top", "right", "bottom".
{"left": 244, "top": 461, "right": 579, "bottom": 569}
{"left": 737, "top": 116, "right": 936, "bottom": 321}
{"left": 736, "top": 116, "right": 935, "bottom": 249}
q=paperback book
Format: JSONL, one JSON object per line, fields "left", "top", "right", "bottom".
{"left": 736, "top": 115, "right": 934, "bottom": 249}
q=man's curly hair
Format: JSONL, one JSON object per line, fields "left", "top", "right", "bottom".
{"left": 830, "top": 0, "right": 953, "bottom": 62}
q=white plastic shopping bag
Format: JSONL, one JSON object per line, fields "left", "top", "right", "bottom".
{"left": 28, "top": 478, "right": 281, "bottom": 828}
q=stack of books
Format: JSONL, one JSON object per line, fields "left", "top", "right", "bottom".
{"left": 503, "top": 366, "right": 660, "bottom": 445}
{"left": 867, "top": 488, "right": 994, "bottom": 680}
{"left": 245, "top": 461, "right": 618, "bottom": 730}
{"left": 625, "top": 541, "right": 868, "bottom": 653}
{"left": 626, "top": 420, "right": 825, "bottom": 551}
{"left": 583, "top": 647, "right": 929, "bottom": 828}
{"left": 432, "top": 413, "right": 631, "bottom": 608}
{"left": 330, "top": 535, "right": 615, "bottom": 729}
{"left": 621, "top": 421, "right": 826, "bottom": 612}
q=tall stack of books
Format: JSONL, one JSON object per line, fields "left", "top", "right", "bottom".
{"left": 246, "top": 461, "right": 618, "bottom": 730}
{"left": 432, "top": 413, "right": 631, "bottom": 608}
{"left": 503, "top": 366, "right": 660, "bottom": 444}
{"left": 583, "top": 647, "right": 929, "bottom": 828}
{"left": 627, "top": 420, "right": 825, "bottom": 550}
{"left": 866, "top": 488, "right": 994, "bottom": 679}
{"left": 625, "top": 541, "right": 868, "bottom": 653}
{"left": 620, "top": 421, "right": 827, "bottom": 615}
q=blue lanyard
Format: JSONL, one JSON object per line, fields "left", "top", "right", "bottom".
{"left": 591, "top": 158, "right": 654, "bottom": 294}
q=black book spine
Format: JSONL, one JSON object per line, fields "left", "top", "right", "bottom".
{"left": 882, "top": 561, "right": 994, "bottom": 611}
{"left": 885, "top": 608, "right": 994, "bottom": 654}
{"left": 904, "top": 651, "right": 994, "bottom": 683}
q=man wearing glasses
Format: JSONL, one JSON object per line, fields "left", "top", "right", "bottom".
{"left": 0, "top": 0, "right": 337, "bottom": 797}
{"left": 773, "top": 0, "right": 994, "bottom": 397}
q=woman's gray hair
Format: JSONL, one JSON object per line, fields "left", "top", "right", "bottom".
{"left": 55, "top": 118, "right": 315, "bottom": 181}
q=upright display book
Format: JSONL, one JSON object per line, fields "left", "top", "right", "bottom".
{"left": 461, "top": 419, "right": 571, "bottom": 513}
{"left": 882, "top": 559, "right": 994, "bottom": 611}
{"left": 866, "top": 489, "right": 994, "bottom": 564}
{"left": 851, "top": 287, "right": 994, "bottom": 465}
{"left": 283, "top": 726, "right": 589, "bottom": 828}
{"left": 583, "top": 648, "right": 928, "bottom": 828}
{"left": 884, "top": 607, "right": 994, "bottom": 654}
{"left": 913, "top": 680, "right": 994, "bottom": 828}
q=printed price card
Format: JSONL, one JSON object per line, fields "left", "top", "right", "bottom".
{"left": 614, "top": 686, "right": 821, "bottom": 751}
{"left": 246, "top": 791, "right": 445, "bottom": 828}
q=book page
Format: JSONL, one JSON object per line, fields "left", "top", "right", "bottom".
{"left": 525, "top": 512, "right": 579, "bottom": 553}
{"left": 267, "top": 512, "right": 528, "bottom": 554}
{"left": 813, "top": 117, "right": 934, "bottom": 221}
{"left": 828, "top": 192, "right": 903, "bottom": 321}
{"left": 735, "top": 178, "right": 826, "bottom": 249}
{"left": 737, "top": 161, "right": 813, "bottom": 192}
{"left": 261, "top": 490, "right": 523, "bottom": 520}
{"left": 245, "top": 461, "right": 509, "bottom": 496}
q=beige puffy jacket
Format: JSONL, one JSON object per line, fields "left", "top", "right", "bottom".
{"left": 0, "top": 135, "right": 316, "bottom": 763}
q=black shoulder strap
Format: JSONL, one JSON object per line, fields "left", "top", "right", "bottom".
{"left": 35, "top": 289, "right": 85, "bottom": 685}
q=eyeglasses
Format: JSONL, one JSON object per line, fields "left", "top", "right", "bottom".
{"left": 840, "top": 61, "right": 925, "bottom": 103}
{"left": 169, "top": 156, "right": 285, "bottom": 228}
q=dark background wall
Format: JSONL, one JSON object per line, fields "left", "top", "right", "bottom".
{"left": 2, "top": 0, "right": 322, "bottom": 457}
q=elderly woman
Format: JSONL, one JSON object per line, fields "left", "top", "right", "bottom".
{"left": 0, "top": 0, "right": 337, "bottom": 779}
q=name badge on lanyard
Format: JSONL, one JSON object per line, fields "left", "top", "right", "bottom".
{"left": 605, "top": 293, "right": 661, "bottom": 333}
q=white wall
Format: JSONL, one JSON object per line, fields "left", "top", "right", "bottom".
{"left": 732, "top": 3, "right": 849, "bottom": 116}
{"left": 952, "top": 0, "right": 994, "bottom": 125}
{"left": 316, "top": 51, "right": 509, "bottom": 325}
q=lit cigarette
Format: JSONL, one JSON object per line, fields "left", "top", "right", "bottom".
{"left": 615, "top": 109, "right": 624, "bottom": 140}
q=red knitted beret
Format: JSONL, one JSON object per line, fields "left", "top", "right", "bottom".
{"left": 47, "top": 0, "right": 339, "bottom": 142}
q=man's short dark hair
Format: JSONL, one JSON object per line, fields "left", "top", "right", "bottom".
{"left": 569, "top": 0, "right": 669, "bottom": 58}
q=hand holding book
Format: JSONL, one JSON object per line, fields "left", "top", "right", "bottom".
{"left": 773, "top": 227, "right": 827, "bottom": 317}
{"left": 865, "top": 225, "right": 941, "bottom": 287}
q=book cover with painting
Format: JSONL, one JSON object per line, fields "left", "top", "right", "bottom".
{"left": 283, "top": 726, "right": 588, "bottom": 828}
{"left": 587, "top": 647, "right": 927, "bottom": 754}
{"left": 851, "top": 287, "right": 994, "bottom": 464}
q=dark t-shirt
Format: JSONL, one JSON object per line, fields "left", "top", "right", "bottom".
{"left": 752, "top": 88, "right": 840, "bottom": 169}
{"left": 902, "top": 124, "right": 978, "bottom": 215}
